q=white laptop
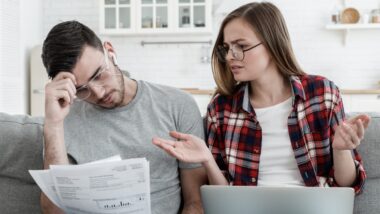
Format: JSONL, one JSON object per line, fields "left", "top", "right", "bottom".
{"left": 201, "top": 185, "right": 355, "bottom": 214}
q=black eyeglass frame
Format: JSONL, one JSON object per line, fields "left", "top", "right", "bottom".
{"left": 216, "top": 42, "right": 262, "bottom": 62}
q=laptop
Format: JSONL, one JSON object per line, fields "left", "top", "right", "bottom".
{"left": 201, "top": 185, "right": 355, "bottom": 214}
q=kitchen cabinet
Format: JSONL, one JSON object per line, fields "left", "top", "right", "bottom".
{"left": 30, "top": 45, "right": 49, "bottom": 117}
{"left": 99, "top": 0, "right": 212, "bottom": 35}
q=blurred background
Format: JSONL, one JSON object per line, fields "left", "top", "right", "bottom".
{"left": 0, "top": 0, "right": 380, "bottom": 116}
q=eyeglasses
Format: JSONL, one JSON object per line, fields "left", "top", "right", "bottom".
{"left": 216, "top": 42, "right": 262, "bottom": 62}
{"left": 75, "top": 52, "right": 118, "bottom": 100}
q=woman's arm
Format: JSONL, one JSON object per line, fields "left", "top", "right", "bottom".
{"left": 152, "top": 131, "right": 228, "bottom": 185}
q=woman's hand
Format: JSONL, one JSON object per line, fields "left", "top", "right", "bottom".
{"left": 332, "top": 114, "right": 371, "bottom": 150}
{"left": 152, "top": 131, "right": 213, "bottom": 164}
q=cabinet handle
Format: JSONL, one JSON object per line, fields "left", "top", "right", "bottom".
{"left": 33, "top": 89, "right": 45, "bottom": 94}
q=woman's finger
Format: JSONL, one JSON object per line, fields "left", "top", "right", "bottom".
{"left": 169, "top": 131, "right": 191, "bottom": 141}
{"left": 152, "top": 137, "right": 176, "bottom": 147}
{"left": 356, "top": 119, "right": 365, "bottom": 140}
{"left": 344, "top": 124, "right": 360, "bottom": 145}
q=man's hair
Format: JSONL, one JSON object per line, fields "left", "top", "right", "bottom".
{"left": 41, "top": 20, "right": 103, "bottom": 79}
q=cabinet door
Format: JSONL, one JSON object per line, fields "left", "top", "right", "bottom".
{"left": 100, "top": 0, "right": 212, "bottom": 35}
{"left": 176, "top": 0, "right": 211, "bottom": 33}
{"left": 137, "top": 0, "right": 170, "bottom": 33}
{"left": 30, "top": 45, "right": 49, "bottom": 116}
{"left": 100, "top": 0, "right": 135, "bottom": 34}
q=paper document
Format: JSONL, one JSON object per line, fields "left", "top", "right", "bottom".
{"left": 29, "top": 155, "right": 151, "bottom": 214}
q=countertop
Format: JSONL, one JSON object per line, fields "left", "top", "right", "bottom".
{"left": 181, "top": 88, "right": 380, "bottom": 95}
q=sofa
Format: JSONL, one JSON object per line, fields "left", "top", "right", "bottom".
{"left": 0, "top": 112, "right": 379, "bottom": 214}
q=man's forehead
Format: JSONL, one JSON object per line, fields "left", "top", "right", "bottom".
{"left": 72, "top": 47, "right": 104, "bottom": 85}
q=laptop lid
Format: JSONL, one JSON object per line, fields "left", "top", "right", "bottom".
{"left": 201, "top": 185, "right": 354, "bottom": 214}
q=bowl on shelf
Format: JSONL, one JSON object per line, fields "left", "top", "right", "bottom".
{"left": 341, "top": 7, "right": 360, "bottom": 24}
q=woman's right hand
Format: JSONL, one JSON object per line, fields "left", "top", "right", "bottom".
{"left": 44, "top": 72, "right": 77, "bottom": 125}
{"left": 152, "top": 131, "right": 213, "bottom": 164}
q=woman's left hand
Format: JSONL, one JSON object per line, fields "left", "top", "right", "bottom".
{"left": 332, "top": 114, "right": 371, "bottom": 150}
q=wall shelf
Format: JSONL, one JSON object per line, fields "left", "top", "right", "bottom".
{"left": 325, "top": 24, "right": 380, "bottom": 46}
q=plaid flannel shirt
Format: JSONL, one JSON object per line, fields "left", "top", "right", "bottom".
{"left": 206, "top": 75, "right": 366, "bottom": 194}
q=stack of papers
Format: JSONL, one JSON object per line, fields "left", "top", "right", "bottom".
{"left": 29, "top": 155, "right": 151, "bottom": 214}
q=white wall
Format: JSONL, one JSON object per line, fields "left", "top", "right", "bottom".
{"left": 42, "top": 0, "right": 380, "bottom": 90}
{"left": 1, "top": 0, "right": 380, "bottom": 114}
{"left": 0, "top": 0, "right": 43, "bottom": 114}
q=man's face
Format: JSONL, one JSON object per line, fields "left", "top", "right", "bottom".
{"left": 72, "top": 45, "right": 125, "bottom": 109}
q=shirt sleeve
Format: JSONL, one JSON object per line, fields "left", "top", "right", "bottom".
{"left": 206, "top": 101, "right": 231, "bottom": 182}
{"left": 176, "top": 92, "right": 205, "bottom": 169}
{"left": 327, "top": 87, "right": 366, "bottom": 194}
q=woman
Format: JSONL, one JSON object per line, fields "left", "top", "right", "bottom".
{"left": 153, "top": 2, "right": 369, "bottom": 193}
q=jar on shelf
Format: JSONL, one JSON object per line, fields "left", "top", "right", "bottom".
{"left": 330, "top": 4, "right": 341, "bottom": 24}
{"left": 371, "top": 9, "right": 380, "bottom": 23}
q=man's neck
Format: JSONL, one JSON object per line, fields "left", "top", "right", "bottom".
{"left": 121, "top": 77, "right": 138, "bottom": 106}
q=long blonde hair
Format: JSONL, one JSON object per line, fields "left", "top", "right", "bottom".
{"left": 211, "top": 2, "right": 305, "bottom": 96}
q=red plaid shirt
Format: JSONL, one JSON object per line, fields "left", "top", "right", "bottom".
{"left": 206, "top": 75, "right": 366, "bottom": 194}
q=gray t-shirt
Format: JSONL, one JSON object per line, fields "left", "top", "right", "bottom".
{"left": 64, "top": 80, "right": 204, "bottom": 214}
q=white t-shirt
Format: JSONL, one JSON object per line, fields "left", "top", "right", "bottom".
{"left": 255, "top": 97, "right": 305, "bottom": 187}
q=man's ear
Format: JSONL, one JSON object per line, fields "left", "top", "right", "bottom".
{"left": 111, "top": 54, "right": 118, "bottom": 66}
{"left": 103, "top": 41, "right": 118, "bottom": 65}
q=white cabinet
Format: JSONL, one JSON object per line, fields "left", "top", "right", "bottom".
{"left": 99, "top": 0, "right": 212, "bottom": 35}
{"left": 342, "top": 94, "right": 380, "bottom": 113}
{"left": 30, "top": 45, "right": 49, "bottom": 117}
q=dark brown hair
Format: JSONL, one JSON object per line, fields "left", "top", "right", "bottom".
{"left": 42, "top": 21, "right": 103, "bottom": 79}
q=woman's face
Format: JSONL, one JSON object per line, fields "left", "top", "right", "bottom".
{"left": 223, "top": 18, "right": 273, "bottom": 82}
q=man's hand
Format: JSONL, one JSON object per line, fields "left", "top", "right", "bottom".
{"left": 44, "top": 72, "right": 77, "bottom": 125}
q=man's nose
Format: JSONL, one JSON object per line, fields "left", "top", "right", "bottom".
{"left": 89, "top": 84, "right": 105, "bottom": 99}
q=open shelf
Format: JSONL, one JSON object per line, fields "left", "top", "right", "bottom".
{"left": 325, "top": 23, "right": 380, "bottom": 45}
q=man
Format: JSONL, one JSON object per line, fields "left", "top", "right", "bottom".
{"left": 40, "top": 20, "right": 207, "bottom": 214}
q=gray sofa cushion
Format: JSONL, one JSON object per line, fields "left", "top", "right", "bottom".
{"left": 347, "top": 112, "right": 380, "bottom": 214}
{"left": 0, "top": 113, "right": 44, "bottom": 213}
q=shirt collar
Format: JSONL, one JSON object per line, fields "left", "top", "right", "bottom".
{"left": 239, "top": 75, "right": 306, "bottom": 113}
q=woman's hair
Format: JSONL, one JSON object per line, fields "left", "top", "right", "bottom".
{"left": 211, "top": 2, "right": 305, "bottom": 96}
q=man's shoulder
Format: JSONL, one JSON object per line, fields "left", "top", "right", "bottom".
{"left": 141, "top": 80, "right": 194, "bottom": 101}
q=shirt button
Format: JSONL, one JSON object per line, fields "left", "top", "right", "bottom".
{"left": 252, "top": 178, "right": 256, "bottom": 182}
{"left": 254, "top": 149, "right": 259, "bottom": 154}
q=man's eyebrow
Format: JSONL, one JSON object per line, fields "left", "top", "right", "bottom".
{"left": 75, "top": 66, "right": 102, "bottom": 89}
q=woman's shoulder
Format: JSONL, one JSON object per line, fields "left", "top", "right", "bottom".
{"left": 298, "top": 75, "right": 338, "bottom": 88}
{"left": 208, "top": 84, "right": 246, "bottom": 112}
{"left": 296, "top": 75, "right": 341, "bottom": 102}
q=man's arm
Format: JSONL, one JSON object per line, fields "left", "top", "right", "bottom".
{"left": 41, "top": 72, "right": 77, "bottom": 213}
{"left": 180, "top": 167, "right": 208, "bottom": 214}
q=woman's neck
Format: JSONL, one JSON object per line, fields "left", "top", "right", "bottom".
{"left": 249, "top": 69, "right": 291, "bottom": 109}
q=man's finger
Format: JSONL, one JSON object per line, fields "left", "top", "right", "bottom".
{"left": 53, "top": 71, "right": 77, "bottom": 84}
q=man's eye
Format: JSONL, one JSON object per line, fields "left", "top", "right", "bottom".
{"left": 94, "top": 71, "right": 103, "bottom": 81}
